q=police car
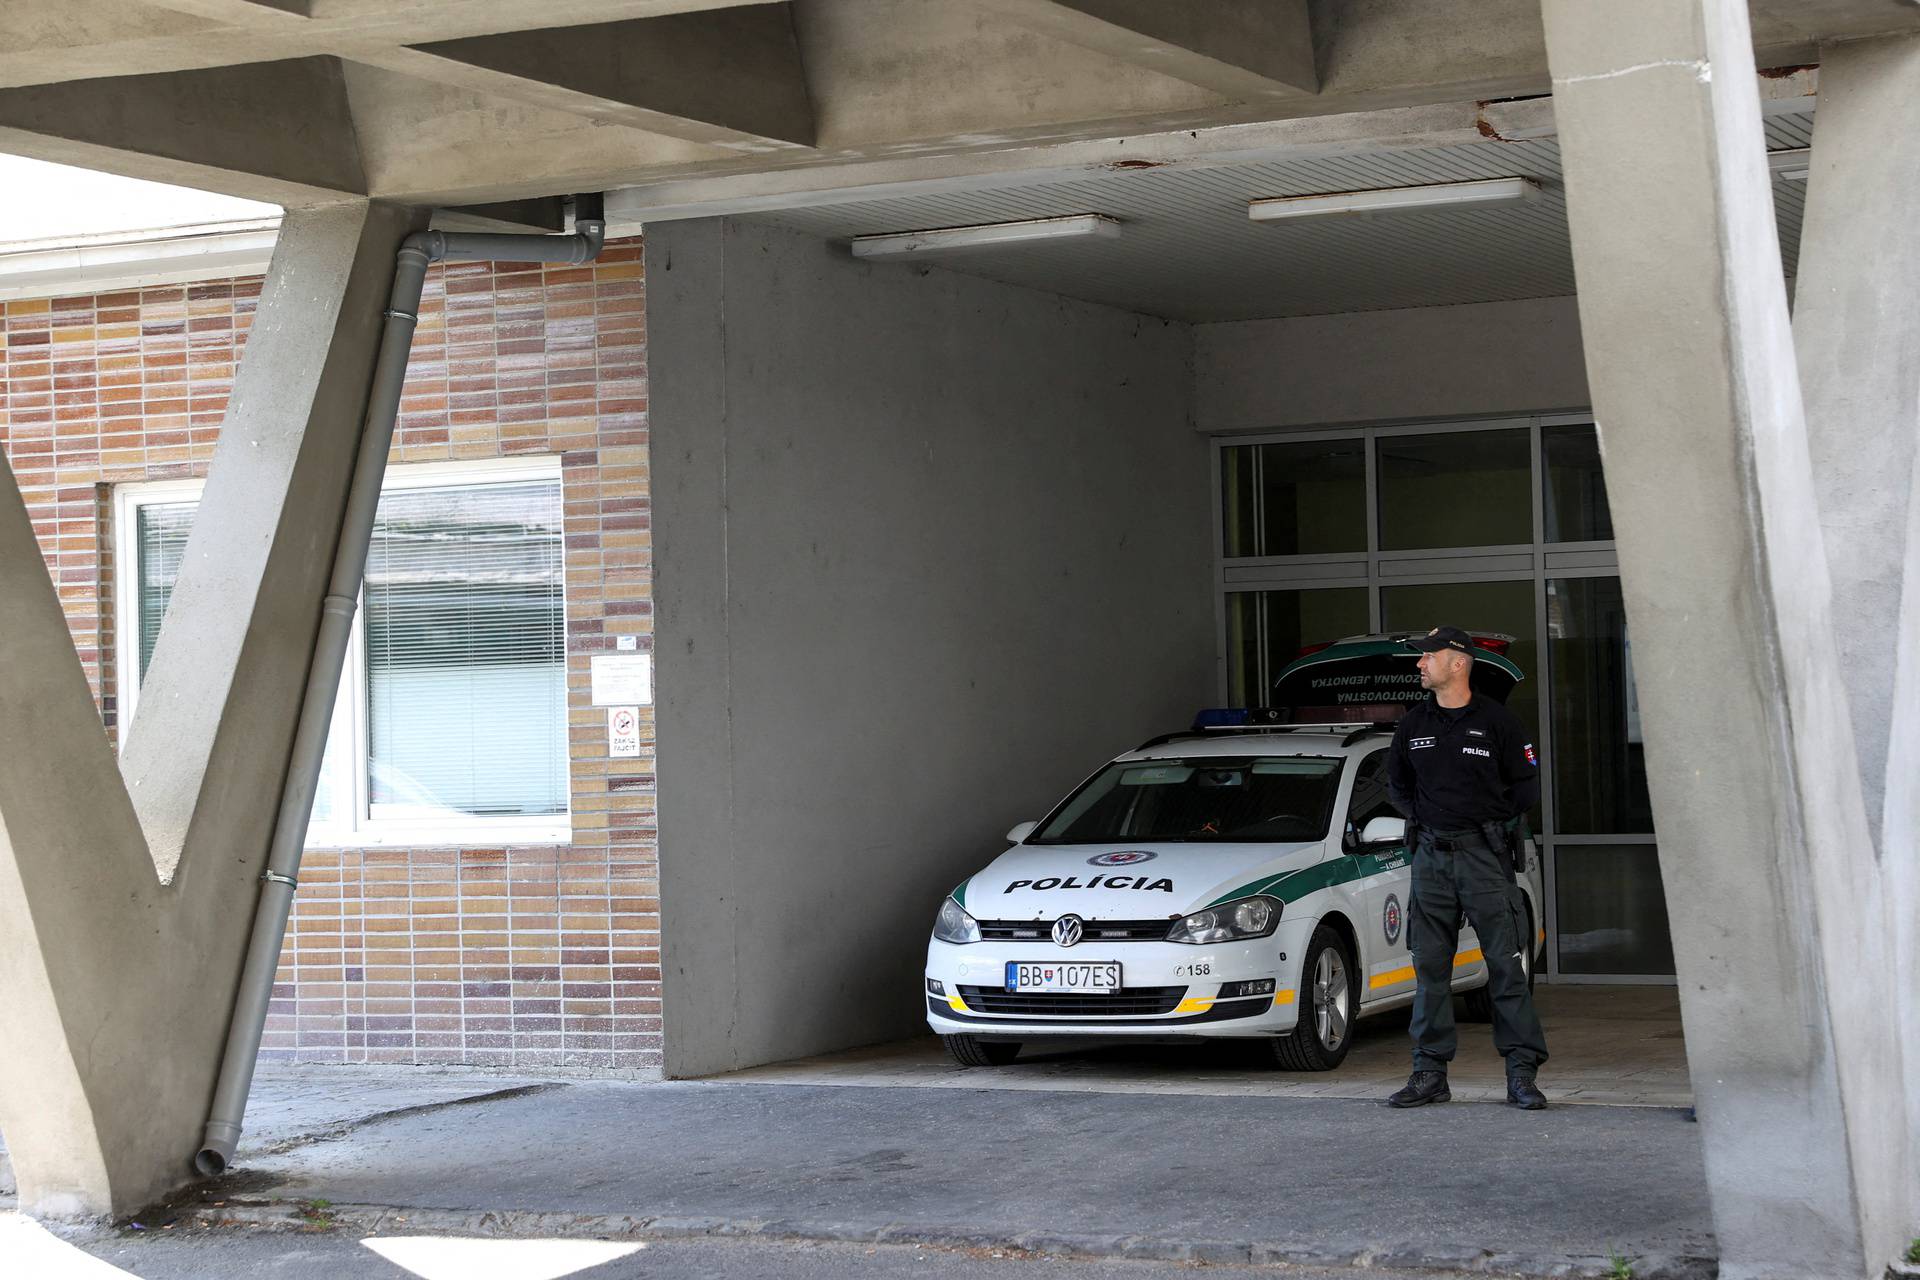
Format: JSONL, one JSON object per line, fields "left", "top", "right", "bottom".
{"left": 924, "top": 632, "right": 1545, "bottom": 1070}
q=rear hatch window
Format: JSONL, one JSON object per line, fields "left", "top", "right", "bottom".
{"left": 1272, "top": 634, "right": 1523, "bottom": 721}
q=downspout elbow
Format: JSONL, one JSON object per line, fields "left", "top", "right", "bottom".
{"left": 571, "top": 192, "right": 606, "bottom": 263}
{"left": 410, "top": 193, "right": 609, "bottom": 266}
{"left": 400, "top": 230, "right": 445, "bottom": 264}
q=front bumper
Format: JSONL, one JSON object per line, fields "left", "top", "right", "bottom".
{"left": 924, "top": 916, "right": 1315, "bottom": 1038}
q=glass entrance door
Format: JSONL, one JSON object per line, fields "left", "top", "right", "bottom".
{"left": 1546, "top": 574, "right": 1670, "bottom": 975}
{"left": 1212, "top": 417, "right": 1672, "bottom": 982}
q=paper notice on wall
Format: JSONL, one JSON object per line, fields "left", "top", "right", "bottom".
{"left": 591, "top": 653, "right": 652, "bottom": 706}
{"left": 608, "top": 705, "right": 641, "bottom": 758}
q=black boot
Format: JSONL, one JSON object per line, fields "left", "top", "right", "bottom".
{"left": 1506, "top": 1070, "right": 1547, "bottom": 1110}
{"left": 1387, "top": 1069, "right": 1451, "bottom": 1108}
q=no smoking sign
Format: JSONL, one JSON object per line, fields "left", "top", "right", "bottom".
{"left": 607, "top": 705, "right": 641, "bottom": 758}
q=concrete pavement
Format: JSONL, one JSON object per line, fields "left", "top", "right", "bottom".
{"left": 0, "top": 1063, "right": 556, "bottom": 1213}
{"left": 1, "top": 1214, "right": 1627, "bottom": 1280}
{"left": 102, "top": 1073, "right": 1715, "bottom": 1279}
{"left": 723, "top": 986, "right": 1694, "bottom": 1109}
{"left": 3, "top": 1022, "right": 1721, "bottom": 1279}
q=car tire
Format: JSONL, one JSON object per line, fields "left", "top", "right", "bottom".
{"left": 1460, "top": 900, "right": 1536, "bottom": 1023}
{"left": 943, "top": 1034, "right": 1021, "bottom": 1067}
{"left": 1267, "top": 924, "right": 1357, "bottom": 1072}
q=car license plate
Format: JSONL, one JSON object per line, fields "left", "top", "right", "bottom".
{"left": 1005, "top": 961, "right": 1121, "bottom": 994}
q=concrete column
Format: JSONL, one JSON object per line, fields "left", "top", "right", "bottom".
{"left": 0, "top": 200, "right": 417, "bottom": 1219}
{"left": 1888, "top": 424, "right": 1920, "bottom": 1228}
{"left": 1795, "top": 33, "right": 1920, "bottom": 849}
{"left": 1539, "top": 3, "right": 1913, "bottom": 1278}
{"left": 1792, "top": 37, "right": 1920, "bottom": 1202}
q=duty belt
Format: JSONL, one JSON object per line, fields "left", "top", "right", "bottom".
{"left": 1425, "top": 830, "right": 1490, "bottom": 851}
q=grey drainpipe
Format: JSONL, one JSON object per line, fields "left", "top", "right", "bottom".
{"left": 195, "top": 195, "right": 607, "bottom": 1177}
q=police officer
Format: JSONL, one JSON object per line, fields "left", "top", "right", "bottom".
{"left": 1384, "top": 626, "right": 1549, "bottom": 1111}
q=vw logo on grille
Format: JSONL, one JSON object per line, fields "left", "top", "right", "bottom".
{"left": 1051, "top": 914, "right": 1085, "bottom": 947}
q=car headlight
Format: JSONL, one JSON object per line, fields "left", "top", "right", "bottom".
{"left": 1165, "top": 895, "right": 1280, "bottom": 945}
{"left": 933, "top": 896, "right": 982, "bottom": 945}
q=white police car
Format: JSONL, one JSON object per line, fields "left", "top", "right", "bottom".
{"left": 924, "top": 635, "right": 1544, "bottom": 1070}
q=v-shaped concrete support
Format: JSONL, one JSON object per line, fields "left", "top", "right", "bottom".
{"left": 1540, "top": 2, "right": 1914, "bottom": 1276}
{"left": 0, "top": 199, "right": 416, "bottom": 1218}
{"left": 1793, "top": 31, "right": 1920, "bottom": 1235}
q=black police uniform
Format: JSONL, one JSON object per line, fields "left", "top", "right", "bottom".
{"left": 1387, "top": 690, "right": 1549, "bottom": 1076}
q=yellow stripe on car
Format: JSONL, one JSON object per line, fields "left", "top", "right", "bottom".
{"left": 1173, "top": 996, "right": 1214, "bottom": 1014}
{"left": 1272, "top": 989, "right": 1296, "bottom": 1006}
{"left": 1369, "top": 965, "right": 1415, "bottom": 990}
{"left": 1366, "top": 948, "right": 1485, "bottom": 991}
{"left": 948, "top": 994, "right": 970, "bottom": 1013}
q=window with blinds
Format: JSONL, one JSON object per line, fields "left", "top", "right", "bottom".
{"left": 363, "top": 480, "right": 568, "bottom": 819}
{"left": 134, "top": 501, "right": 196, "bottom": 682}
{"left": 130, "top": 494, "right": 348, "bottom": 826}
{"left": 119, "top": 465, "right": 570, "bottom": 843}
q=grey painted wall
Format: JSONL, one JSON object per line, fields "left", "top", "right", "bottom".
{"left": 648, "top": 219, "right": 1213, "bottom": 1078}
{"left": 1193, "top": 295, "right": 1590, "bottom": 431}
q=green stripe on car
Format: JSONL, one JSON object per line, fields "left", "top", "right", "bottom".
{"left": 1209, "top": 847, "right": 1409, "bottom": 907}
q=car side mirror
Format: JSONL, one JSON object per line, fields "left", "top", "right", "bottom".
{"left": 1006, "top": 821, "right": 1038, "bottom": 844}
{"left": 1360, "top": 816, "right": 1407, "bottom": 847}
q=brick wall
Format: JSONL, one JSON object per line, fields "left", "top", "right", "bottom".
{"left": 0, "top": 238, "right": 661, "bottom": 1073}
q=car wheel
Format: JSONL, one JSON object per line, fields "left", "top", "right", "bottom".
{"left": 1460, "top": 900, "right": 1535, "bottom": 1022}
{"left": 1267, "top": 924, "right": 1357, "bottom": 1072}
{"left": 942, "top": 1034, "right": 1021, "bottom": 1067}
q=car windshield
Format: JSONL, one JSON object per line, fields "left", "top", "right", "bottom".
{"left": 1030, "top": 755, "right": 1345, "bottom": 844}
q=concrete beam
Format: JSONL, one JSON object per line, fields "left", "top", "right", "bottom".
{"left": 600, "top": 65, "right": 1813, "bottom": 225}
{"left": 0, "top": 200, "right": 418, "bottom": 1218}
{"left": 1193, "top": 296, "right": 1588, "bottom": 432}
{"left": 0, "top": 0, "right": 1892, "bottom": 208}
{"left": 1542, "top": 1, "right": 1914, "bottom": 1276}
{"left": 972, "top": 0, "right": 1315, "bottom": 99}
{"left": 142, "top": 0, "right": 313, "bottom": 22}
{"left": 1791, "top": 32, "right": 1920, "bottom": 1225}
{"left": 605, "top": 98, "right": 1513, "bottom": 221}
{"left": 0, "top": 57, "right": 365, "bottom": 204}
{"left": 0, "top": 2, "right": 771, "bottom": 90}
{"left": 433, "top": 196, "right": 569, "bottom": 233}
{"left": 393, "top": 3, "right": 814, "bottom": 153}
{"left": 337, "top": 60, "right": 725, "bottom": 206}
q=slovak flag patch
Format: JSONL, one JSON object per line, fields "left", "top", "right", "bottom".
{"left": 1523, "top": 743, "right": 1538, "bottom": 766}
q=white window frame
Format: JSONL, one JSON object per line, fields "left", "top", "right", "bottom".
{"left": 115, "top": 455, "right": 573, "bottom": 848}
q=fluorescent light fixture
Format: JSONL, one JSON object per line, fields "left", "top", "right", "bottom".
{"left": 851, "top": 213, "right": 1120, "bottom": 259}
{"left": 1766, "top": 147, "right": 1811, "bottom": 181}
{"left": 1248, "top": 177, "right": 1541, "bottom": 223}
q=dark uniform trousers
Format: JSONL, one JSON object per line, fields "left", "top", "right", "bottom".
{"left": 1408, "top": 827, "right": 1549, "bottom": 1073}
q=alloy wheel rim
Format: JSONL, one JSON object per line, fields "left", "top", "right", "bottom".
{"left": 1313, "top": 948, "right": 1349, "bottom": 1050}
